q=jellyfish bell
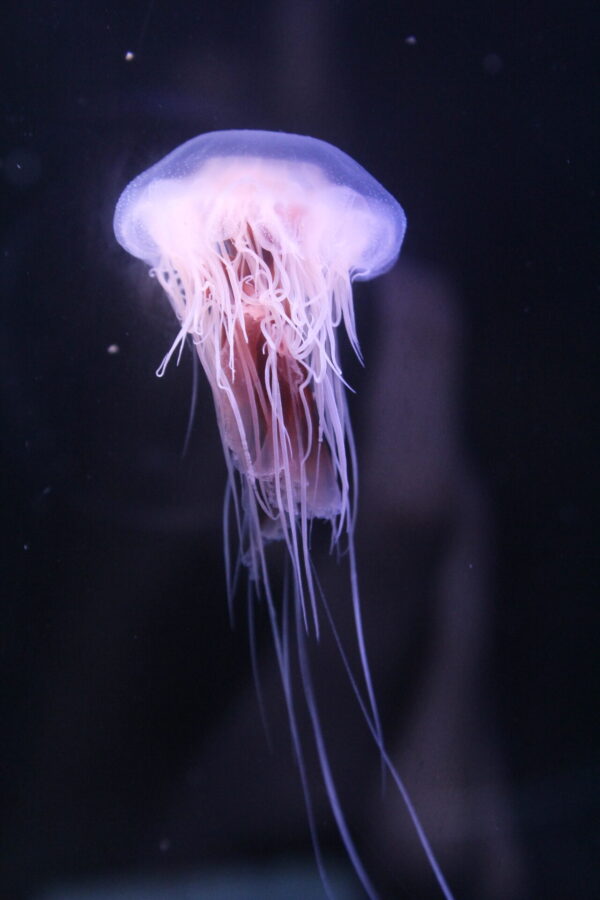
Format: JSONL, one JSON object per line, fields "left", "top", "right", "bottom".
{"left": 113, "top": 129, "right": 405, "bottom": 276}
{"left": 114, "top": 130, "right": 453, "bottom": 900}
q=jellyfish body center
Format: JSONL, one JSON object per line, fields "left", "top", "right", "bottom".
{"left": 145, "top": 157, "right": 368, "bottom": 549}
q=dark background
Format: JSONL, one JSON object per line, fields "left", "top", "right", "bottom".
{"left": 1, "top": 2, "right": 597, "bottom": 899}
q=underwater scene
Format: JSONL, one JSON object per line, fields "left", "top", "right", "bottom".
{"left": 1, "top": 2, "right": 596, "bottom": 899}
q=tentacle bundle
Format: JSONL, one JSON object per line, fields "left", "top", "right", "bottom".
{"left": 126, "top": 149, "right": 396, "bottom": 630}
{"left": 113, "top": 132, "right": 456, "bottom": 900}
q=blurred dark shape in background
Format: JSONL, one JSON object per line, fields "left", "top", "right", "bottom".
{"left": 1, "top": 1, "right": 596, "bottom": 899}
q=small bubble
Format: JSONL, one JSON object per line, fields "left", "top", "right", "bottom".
{"left": 404, "top": 35, "right": 417, "bottom": 46}
{"left": 159, "top": 838, "right": 171, "bottom": 852}
{"left": 125, "top": 50, "right": 135, "bottom": 62}
{"left": 2, "top": 148, "right": 42, "bottom": 187}
{"left": 24, "top": 543, "right": 30, "bottom": 551}
{"left": 107, "top": 344, "right": 120, "bottom": 354}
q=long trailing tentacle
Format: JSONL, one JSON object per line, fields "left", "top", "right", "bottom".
{"left": 245, "top": 493, "right": 337, "bottom": 900}
{"left": 311, "top": 560, "right": 456, "bottom": 900}
{"left": 294, "top": 567, "right": 379, "bottom": 899}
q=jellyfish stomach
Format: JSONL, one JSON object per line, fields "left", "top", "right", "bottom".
{"left": 204, "top": 312, "right": 343, "bottom": 534}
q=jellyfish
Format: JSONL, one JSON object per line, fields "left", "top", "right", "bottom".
{"left": 114, "top": 130, "right": 454, "bottom": 900}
